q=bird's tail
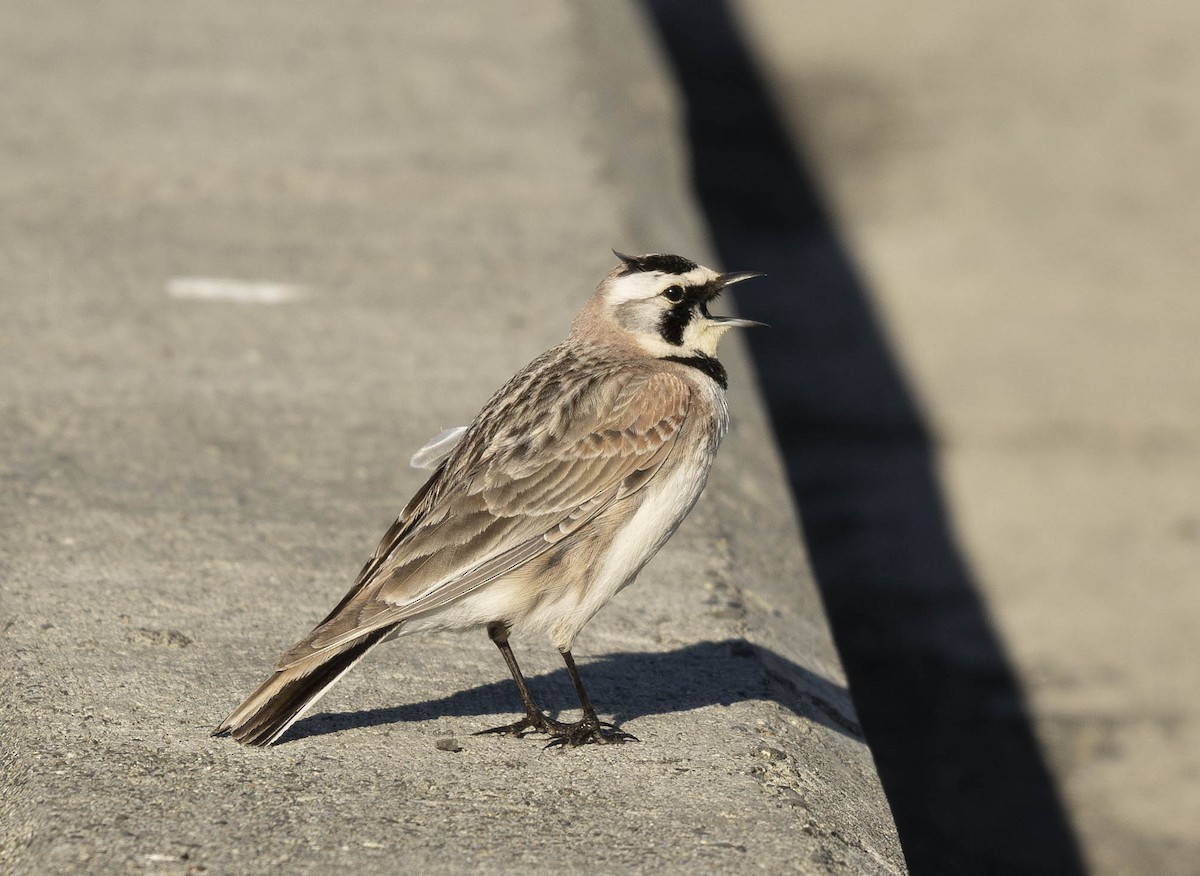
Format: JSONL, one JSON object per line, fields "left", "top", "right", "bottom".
{"left": 212, "top": 625, "right": 396, "bottom": 747}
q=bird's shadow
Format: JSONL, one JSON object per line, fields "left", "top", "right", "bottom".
{"left": 284, "top": 639, "right": 860, "bottom": 744}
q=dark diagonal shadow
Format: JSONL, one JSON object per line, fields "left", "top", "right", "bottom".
{"left": 286, "top": 639, "right": 861, "bottom": 744}
{"left": 639, "top": 2, "right": 1086, "bottom": 874}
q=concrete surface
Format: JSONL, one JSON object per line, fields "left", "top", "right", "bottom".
{"left": 0, "top": 2, "right": 904, "bottom": 874}
{"left": 731, "top": 0, "right": 1200, "bottom": 873}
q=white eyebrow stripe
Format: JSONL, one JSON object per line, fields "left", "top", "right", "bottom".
{"left": 607, "top": 267, "right": 719, "bottom": 303}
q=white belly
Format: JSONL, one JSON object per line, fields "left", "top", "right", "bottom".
{"left": 402, "top": 381, "right": 728, "bottom": 652}
{"left": 524, "top": 394, "right": 726, "bottom": 650}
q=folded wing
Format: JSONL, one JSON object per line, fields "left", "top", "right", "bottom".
{"left": 275, "top": 368, "right": 692, "bottom": 670}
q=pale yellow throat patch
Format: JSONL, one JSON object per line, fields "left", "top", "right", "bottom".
{"left": 682, "top": 318, "right": 735, "bottom": 357}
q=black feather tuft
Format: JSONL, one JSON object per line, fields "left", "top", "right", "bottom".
{"left": 613, "top": 251, "right": 699, "bottom": 276}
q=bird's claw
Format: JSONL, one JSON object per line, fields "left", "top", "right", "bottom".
{"left": 474, "top": 713, "right": 572, "bottom": 738}
{"left": 542, "top": 717, "right": 638, "bottom": 749}
{"left": 477, "top": 714, "right": 637, "bottom": 747}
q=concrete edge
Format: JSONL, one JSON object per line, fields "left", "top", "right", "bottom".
{"left": 573, "top": 0, "right": 907, "bottom": 866}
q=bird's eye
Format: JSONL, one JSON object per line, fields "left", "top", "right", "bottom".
{"left": 661, "top": 285, "right": 685, "bottom": 303}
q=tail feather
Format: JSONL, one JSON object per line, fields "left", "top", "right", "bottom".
{"left": 212, "top": 625, "right": 395, "bottom": 746}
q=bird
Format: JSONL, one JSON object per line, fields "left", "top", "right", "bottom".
{"left": 212, "top": 251, "right": 763, "bottom": 747}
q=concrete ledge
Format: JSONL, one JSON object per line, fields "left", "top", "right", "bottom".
{"left": 1, "top": 1, "right": 904, "bottom": 873}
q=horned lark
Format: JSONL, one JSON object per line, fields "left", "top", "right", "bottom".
{"left": 213, "top": 252, "right": 762, "bottom": 747}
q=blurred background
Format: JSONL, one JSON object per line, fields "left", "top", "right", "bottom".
{"left": 3, "top": 0, "right": 1197, "bottom": 873}
{"left": 644, "top": 0, "right": 1198, "bottom": 873}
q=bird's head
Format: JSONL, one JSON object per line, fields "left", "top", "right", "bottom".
{"left": 573, "top": 251, "right": 764, "bottom": 359}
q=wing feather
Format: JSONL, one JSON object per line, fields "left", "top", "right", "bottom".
{"left": 276, "top": 367, "right": 691, "bottom": 670}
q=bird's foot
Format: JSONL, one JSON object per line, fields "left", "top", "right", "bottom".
{"left": 475, "top": 713, "right": 573, "bottom": 738}
{"left": 476, "top": 713, "right": 636, "bottom": 747}
{"left": 543, "top": 716, "right": 638, "bottom": 749}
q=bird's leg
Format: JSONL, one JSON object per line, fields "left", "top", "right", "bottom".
{"left": 544, "top": 649, "right": 638, "bottom": 748}
{"left": 476, "top": 623, "right": 571, "bottom": 737}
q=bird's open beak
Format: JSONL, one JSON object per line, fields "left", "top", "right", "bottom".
{"left": 706, "top": 314, "right": 767, "bottom": 329}
{"left": 707, "top": 271, "right": 768, "bottom": 328}
{"left": 718, "top": 271, "right": 765, "bottom": 287}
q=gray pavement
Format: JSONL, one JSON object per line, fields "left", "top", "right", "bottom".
{"left": 0, "top": 2, "right": 903, "bottom": 874}
{"left": 734, "top": 0, "right": 1200, "bottom": 873}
